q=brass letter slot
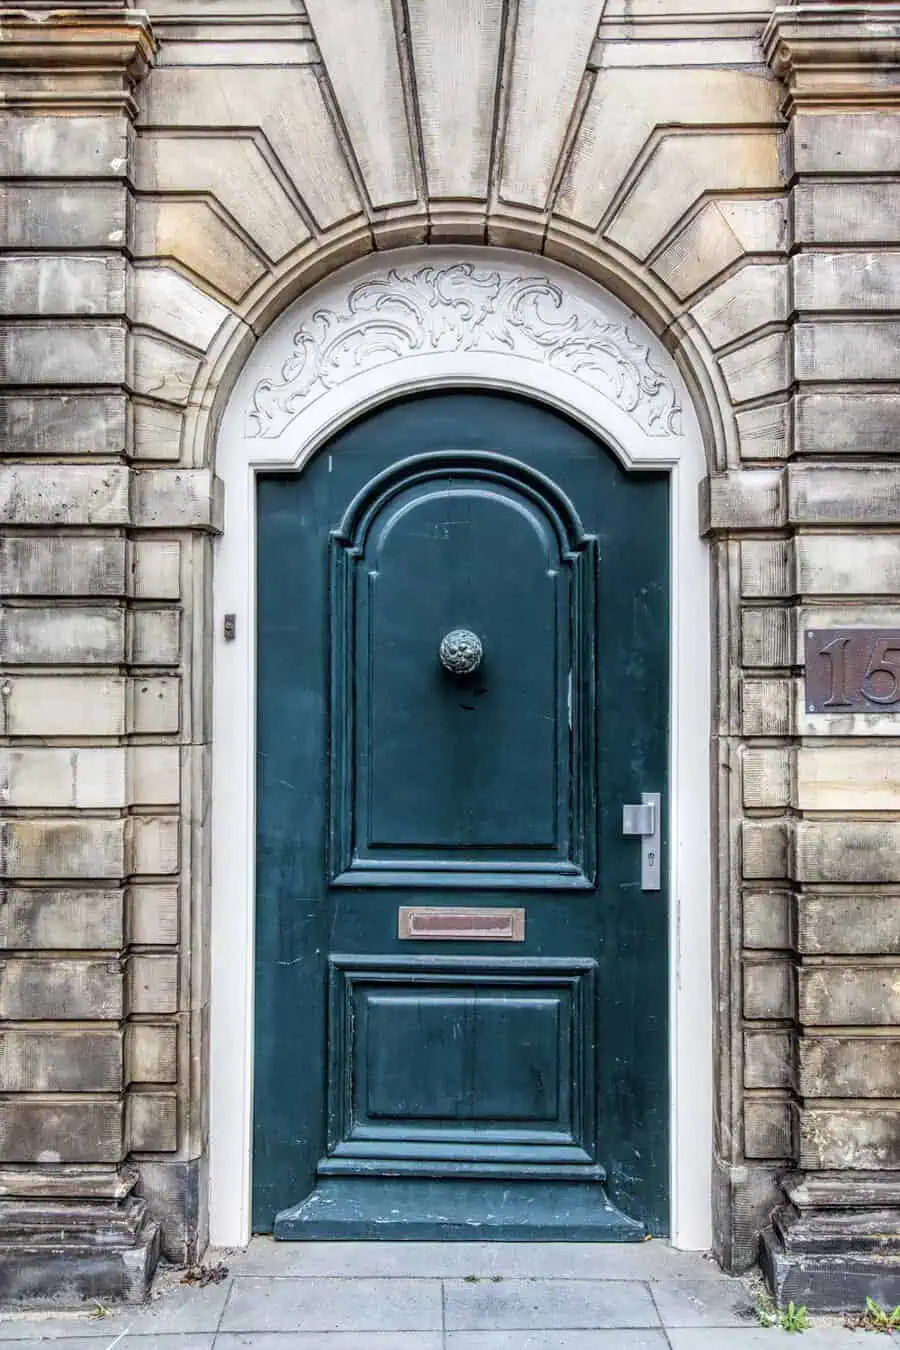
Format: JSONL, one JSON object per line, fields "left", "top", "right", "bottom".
{"left": 398, "top": 907, "right": 526, "bottom": 941}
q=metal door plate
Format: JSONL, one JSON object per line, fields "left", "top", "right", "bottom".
{"left": 398, "top": 907, "right": 526, "bottom": 941}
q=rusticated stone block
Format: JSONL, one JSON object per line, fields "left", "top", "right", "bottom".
{"left": 741, "top": 539, "right": 791, "bottom": 599}
{"left": 0, "top": 393, "right": 126, "bottom": 457}
{"left": 690, "top": 263, "right": 788, "bottom": 351}
{"left": 742, "top": 747, "right": 791, "bottom": 809}
{"left": 1, "top": 676, "right": 125, "bottom": 737}
{"left": 0, "top": 465, "right": 129, "bottom": 527}
{"left": 0, "top": 889, "right": 123, "bottom": 951}
{"left": 0, "top": 536, "right": 126, "bottom": 597}
{"left": 744, "top": 1030, "right": 794, "bottom": 1090}
{"left": 128, "top": 817, "right": 179, "bottom": 876}
{"left": 736, "top": 400, "right": 790, "bottom": 461}
{"left": 0, "top": 959, "right": 123, "bottom": 1020}
{"left": 719, "top": 332, "right": 791, "bottom": 405}
{"left": 127, "top": 609, "right": 181, "bottom": 666}
{"left": 133, "top": 196, "right": 265, "bottom": 301}
{"left": 745, "top": 1100, "right": 794, "bottom": 1160}
{"left": 136, "top": 1157, "right": 205, "bottom": 1265}
{"left": 127, "top": 677, "right": 180, "bottom": 735}
{"left": 126, "top": 1024, "right": 177, "bottom": 1084}
{"left": 0, "top": 1098, "right": 123, "bottom": 1164}
{"left": 127, "top": 954, "right": 178, "bottom": 1015}
{"left": 0, "top": 185, "right": 127, "bottom": 250}
{"left": 0, "top": 747, "right": 126, "bottom": 810}
{"left": 794, "top": 251, "right": 900, "bottom": 312}
{"left": 800, "top": 1037, "right": 900, "bottom": 1099}
{"left": 128, "top": 747, "right": 180, "bottom": 807}
{"left": 789, "top": 464, "right": 900, "bottom": 525}
{"left": 742, "top": 608, "right": 793, "bottom": 668}
{"left": 653, "top": 196, "right": 785, "bottom": 300}
{"left": 800, "top": 1107, "right": 900, "bottom": 1170}
{"left": 130, "top": 540, "right": 180, "bottom": 600}
{"left": 3, "top": 818, "right": 125, "bottom": 881}
{"left": 47, "top": 741, "right": 130, "bottom": 813}
{"left": 742, "top": 821, "right": 790, "bottom": 881}
{"left": 0, "top": 1029, "right": 121, "bottom": 1092}
{"left": 800, "top": 965, "right": 900, "bottom": 1026}
{"left": 713, "top": 1157, "right": 785, "bottom": 1275}
{"left": 743, "top": 890, "right": 793, "bottom": 951}
{"left": 130, "top": 267, "right": 228, "bottom": 351}
{"left": 797, "top": 533, "right": 900, "bottom": 596}
{"left": 794, "top": 181, "right": 900, "bottom": 245}
{"left": 127, "top": 885, "right": 178, "bottom": 946}
{"left": 0, "top": 322, "right": 126, "bottom": 386}
{"left": 0, "top": 115, "right": 128, "bottom": 178}
{"left": 132, "top": 401, "right": 183, "bottom": 461}
{"left": 130, "top": 332, "right": 201, "bottom": 408}
{"left": 742, "top": 677, "right": 793, "bottom": 736}
{"left": 797, "top": 893, "right": 900, "bottom": 956}
{"left": 0, "top": 255, "right": 126, "bottom": 318}
{"left": 702, "top": 470, "right": 784, "bottom": 534}
{"left": 128, "top": 1091, "right": 177, "bottom": 1168}
{"left": 0, "top": 605, "right": 124, "bottom": 665}
{"left": 796, "top": 745, "right": 900, "bottom": 812}
{"left": 791, "top": 111, "right": 900, "bottom": 175}
{"left": 131, "top": 470, "right": 223, "bottom": 533}
{"left": 796, "top": 391, "right": 900, "bottom": 457}
{"left": 795, "top": 821, "right": 900, "bottom": 885}
{"left": 744, "top": 958, "right": 795, "bottom": 1020}
{"left": 127, "top": 1093, "right": 177, "bottom": 1153}
{"left": 796, "top": 322, "right": 900, "bottom": 384}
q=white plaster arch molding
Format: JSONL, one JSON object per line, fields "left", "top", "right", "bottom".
{"left": 210, "top": 246, "right": 712, "bottom": 1252}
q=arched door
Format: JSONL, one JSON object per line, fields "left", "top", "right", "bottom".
{"left": 253, "top": 391, "right": 669, "bottom": 1239}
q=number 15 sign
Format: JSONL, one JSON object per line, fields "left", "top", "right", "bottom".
{"left": 805, "top": 629, "right": 900, "bottom": 714}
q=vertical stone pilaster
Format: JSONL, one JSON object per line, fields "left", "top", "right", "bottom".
{"left": 0, "top": 7, "right": 166, "bottom": 1303}
{"left": 760, "top": 3, "right": 900, "bottom": 1311}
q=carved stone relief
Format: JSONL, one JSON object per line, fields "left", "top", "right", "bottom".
{"left": 246, "top": 263, "right": 683, "bottom": 440}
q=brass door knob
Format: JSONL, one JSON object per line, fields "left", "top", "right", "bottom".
{"left": 439, "top": 629, "right": 483, "bottom": 675}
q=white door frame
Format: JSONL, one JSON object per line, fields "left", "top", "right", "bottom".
{"left": 209, "top": 246, "right": 713, "bottom": 1251}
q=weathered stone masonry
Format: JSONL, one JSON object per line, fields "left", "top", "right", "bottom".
{"left": 1, "top": 0, "right": 900, "bottom": 1311}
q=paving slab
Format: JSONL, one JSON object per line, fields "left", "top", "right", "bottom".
{"left": 651, "top": 1274, "right": 759, "bottom": 1327}
{"left": 0, "top": 1339, "right": 215, "bottom": 1350}
{"left": 443, "top": 1276, "right": 661, "bottom": 1330}
{"left": 215, "top": 1335, "right": 442, "bottom": 1349}
{"left": 666, "top": 1328, "right": 874, "bottom": 1349}
{"left": 446, "top": 1332, "right": 670, "bottom": 1350}
{"left": 219, "top": 1276, "right": 442, "bottom": 1334}
{"left": 0, "top": 1282, "right": 230, "bottom": 1342}
{"left": 222, "top": 1237, "right": 706, "bottom": 1281}
{"left": 0, "top": 1242, "right": 876, "bottom": 1348}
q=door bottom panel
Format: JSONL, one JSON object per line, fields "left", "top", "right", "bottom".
{"left": 274, "top": 1177, "right": 646, "bottom": 1241}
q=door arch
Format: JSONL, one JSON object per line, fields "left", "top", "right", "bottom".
{"left": 210, "top": 246, "right": 711, "bottom": 1250}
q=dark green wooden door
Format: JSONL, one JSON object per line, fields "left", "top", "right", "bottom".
{"left": 254, "top": 392, "right": 669, "bottom": 1239}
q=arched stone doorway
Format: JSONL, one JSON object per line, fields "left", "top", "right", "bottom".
{"left": 209, "top": 246, "right": 712, "bottom": 1251}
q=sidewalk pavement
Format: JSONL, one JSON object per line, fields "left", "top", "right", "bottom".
{"left": 0, "top": 1240, "right": 884, "bottom": 1348}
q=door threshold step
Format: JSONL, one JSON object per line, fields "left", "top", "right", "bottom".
{"left": 273, "top": 1178, "right": 646, "bottom": 1242}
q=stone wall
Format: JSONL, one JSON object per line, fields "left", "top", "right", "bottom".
{"left": 1, "top": 0, "right": 899, "bottom": 1311}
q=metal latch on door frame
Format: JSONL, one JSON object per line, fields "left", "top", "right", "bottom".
{"left": 622, "top": 792, "right": 661, "bottom": 892}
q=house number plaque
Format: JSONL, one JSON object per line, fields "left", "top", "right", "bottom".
{"left": 805, "top": 629, "right": 900, "bottom": 713}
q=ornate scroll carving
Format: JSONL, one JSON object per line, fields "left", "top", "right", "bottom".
{"left": 246, "top": 263, "right": 683, "bottom": 440}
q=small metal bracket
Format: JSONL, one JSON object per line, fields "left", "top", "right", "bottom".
{"left": 622, "top": 792, "right": 661, "bottom": 892}
{"left": 223, "top": 613, "right": 236, "bottom": 642}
